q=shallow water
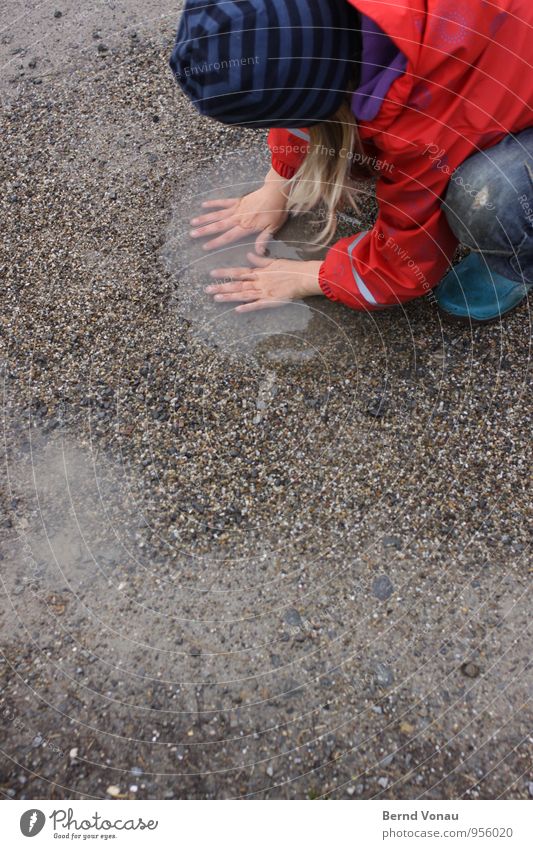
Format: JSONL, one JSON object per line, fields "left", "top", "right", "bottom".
{"left": 160, "top": 151, "right": 359, "bottom": 362}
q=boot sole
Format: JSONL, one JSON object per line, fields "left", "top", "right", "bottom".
{"left": 437, "top": 296, "right": 528, "bottom": 326}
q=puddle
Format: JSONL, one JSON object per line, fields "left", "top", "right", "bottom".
{"left": 0, "top": 423, "right": 381, "bottom": 689}
{"left": 1, "top": 430, "right": 140, "bottom": 605}
{"left": 160, "top": 150, "right": 356, "bottom": 362}
{"left": 0, "top": 419, "right": 328, "bottom": 615}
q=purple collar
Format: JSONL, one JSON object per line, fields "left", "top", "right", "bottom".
{"left": 351, "top": 14, "right": 407, "bottom": 122}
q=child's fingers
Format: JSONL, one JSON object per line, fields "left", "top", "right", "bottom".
{"left": 208, "top": 266, "right": 256, "bottom": 280}
{"left": 255, "top": 228, "right": 273, "bottom": 255}
{"left": 200, "top": 198, "right": 239, "bottom": 209}
{"left": 235, "top": 299, "right": 286, "bottom": 313}
{"left": 202, "top": 226, "right": 250, "bottom": 250}
{"left": 246, "top": 251, "right": 274, "bottom": 268}
{"left": 213, "top": 290, "right": 261, "bottom": 303}
{"left": 205, "top": 279, "right": 258, "bottom": 294}
{"left": 190, "top": 208, "right": 234, "bottom": 226}
{"left": 190, "top": 217, "right": 236, "bottom": 238}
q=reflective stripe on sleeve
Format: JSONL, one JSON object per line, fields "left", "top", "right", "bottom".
{"left": 347, "top": 231, "right": 378, "bottom": 305}
{"left": 288, "top": 129, "right": 310, "bottom": 142}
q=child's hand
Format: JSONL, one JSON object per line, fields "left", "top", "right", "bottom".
{"left": 205, "top": 253, "right": 323, "bottom": 312}
{"left": 190, "top": 168, "right": 290, "bottom": 254}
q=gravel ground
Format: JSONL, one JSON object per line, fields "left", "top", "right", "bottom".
{"left": 0, "top": 2, "right": 532, "bottom": 801}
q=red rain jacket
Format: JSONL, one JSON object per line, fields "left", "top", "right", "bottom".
{"left": 268, "top": 0, "right": 533, "bottom": 311}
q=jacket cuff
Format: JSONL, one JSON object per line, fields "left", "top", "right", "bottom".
{"left": 319, "top": 243, "right": 375, "bottom": 312}
{"left": 318, "top": 261, "right": 339, "bottom": 302}
{"left": 270, "top": 156, "right": 297, "bottom": 180}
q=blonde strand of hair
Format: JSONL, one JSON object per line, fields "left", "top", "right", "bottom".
{"left": 286, "top": 102, "right": 364, "bottom": 244}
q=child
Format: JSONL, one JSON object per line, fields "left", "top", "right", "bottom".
{"left": 170, "top": 0, "right": 533, "bottom": 322}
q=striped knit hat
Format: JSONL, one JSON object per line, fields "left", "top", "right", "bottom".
{"left": 170, "top": 0, "right": 361, "bottom": 128}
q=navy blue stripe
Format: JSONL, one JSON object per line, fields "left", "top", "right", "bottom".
{"left": 171, "top": 0, "right": 360, "bottom": 128}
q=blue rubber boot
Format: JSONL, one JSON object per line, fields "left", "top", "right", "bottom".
{"left": 435, "top": 253, "right": 530, "bottom": 323}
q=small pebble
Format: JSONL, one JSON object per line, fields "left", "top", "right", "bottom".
{"left": 375, "top": 662, "right": 394, "bottom": 688}
{"left": 283, "top": 607, "right": 302, "bottom": 627}
{"left": 366, "top": 397, "right": 388, "bottom": 418}
{"left": 54, "top": 10, "right": 62, "bottom": 18}
{"left": 382, "top": 535, "right": 401, "bottom": 549}
{"left": 106, "top": 785, "right": 121, "bottom": 797}
{"left": 372, "top": 574, "right": 394, "bottom": 601}
{"left": 461, "top": 662, "right": 480, "bottom": 678}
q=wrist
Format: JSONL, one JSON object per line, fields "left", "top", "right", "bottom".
{"left": 264, "top": 166, "right": 291, "bottom": 193}
{"left": 302, "top": 261, "right": 323, "bottom": 297}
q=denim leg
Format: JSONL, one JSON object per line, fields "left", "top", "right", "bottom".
{"left": 444, "top": 128, "right": 533, "bottom": 284}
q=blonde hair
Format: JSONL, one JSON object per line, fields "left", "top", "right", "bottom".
{"left": 286, "top": 101, "right": 369, "bottom": 244}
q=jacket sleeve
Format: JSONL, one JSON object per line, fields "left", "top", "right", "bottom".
{"left": 318, "top": 148, "right": 459, "bottom": 310}
{"left": 267, "top": 128, "right": 310, "bottom": 179}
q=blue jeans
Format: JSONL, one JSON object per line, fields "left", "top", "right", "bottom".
{"left": 444, "top": 128, "right": 533, "bottom": 284}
